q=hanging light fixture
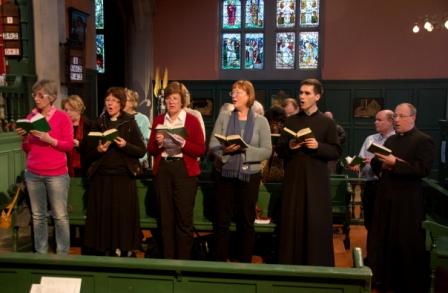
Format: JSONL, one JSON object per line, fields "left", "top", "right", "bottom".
{"left": 412, "top": 23, "right": 420, "bottom": 33}
{"left": 412, "top": 13, "right": 448, "bottom": 33}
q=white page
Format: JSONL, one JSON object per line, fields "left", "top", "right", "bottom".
{"left": 40, "top": 276, "right": 81, "bottom": 293}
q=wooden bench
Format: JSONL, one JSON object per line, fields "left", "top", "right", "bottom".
{"left": 0, "top": 251, "right": 372, "bottom": 293}
{"left": 422, "top": 178, "right": 448, "bottom": 292}
{"left": 67, "top": 177, "right": 277, "bottom": 234}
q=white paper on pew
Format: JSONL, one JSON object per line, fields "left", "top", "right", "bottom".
{"left": 40, "top": 276, "right": 81, "bottom": 293}
{"left": 29, "top": 284, "right": 42, "bottom": 293}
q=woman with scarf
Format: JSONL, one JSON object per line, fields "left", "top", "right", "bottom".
{"left": 83, "top": 87, "right": 146, "bottom": 256}
{"left": 209, "top": 80, "right": 272, "bottom": 262}
{"left": 62, "top": 95, "right": 92, "bottom": 177}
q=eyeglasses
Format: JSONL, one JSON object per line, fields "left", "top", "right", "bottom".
{"left": 229, "top": 91, "right": 245, "bottom": 97}
{"left": 392, "top": 113, "right": 414, "bottom": 119}
{"left": 32, "top": 92, "right": 50, "bottom": 99}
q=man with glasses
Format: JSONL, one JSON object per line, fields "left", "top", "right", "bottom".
{"left": 368, "top": 103, "right": 434, "bottom": 293}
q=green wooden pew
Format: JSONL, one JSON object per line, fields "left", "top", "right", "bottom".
{"left": 0, "top": 252, "right": 372, "bottom": 293}
{"left": 422, "top": 178, "right": 448, "bottom": 292}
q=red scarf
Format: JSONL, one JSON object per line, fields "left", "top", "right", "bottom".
{"left": 67, "top": 116, "right": 84, "bottom": 176}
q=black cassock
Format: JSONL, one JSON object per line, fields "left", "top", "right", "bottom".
{"left": 369, "top": 127, "right": 434, "bottom": 292}
{"left": 277, "top": 111, "right": 341, "bottom": 266}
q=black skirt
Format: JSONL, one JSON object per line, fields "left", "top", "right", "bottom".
{"left": 84, "top": 172, "right": 140, "bottom": 253}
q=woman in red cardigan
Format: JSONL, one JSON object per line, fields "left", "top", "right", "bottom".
{"left": 148, "top": 81, "right": 205, "bottom": 259}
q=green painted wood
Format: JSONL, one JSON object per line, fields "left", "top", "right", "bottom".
{"left": 0, "top": 133, "right": 25, "bottom": 193}
{"left": 0, "top": 252, "right": 372, "bottom": 293}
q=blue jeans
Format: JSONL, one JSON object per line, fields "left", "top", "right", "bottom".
{"left": 25, "top": 170, "right": 70, "bottom": 254}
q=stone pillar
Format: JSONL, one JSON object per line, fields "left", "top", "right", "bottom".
{"left": 32, "top": 0, "right": 67, "bottom": 102}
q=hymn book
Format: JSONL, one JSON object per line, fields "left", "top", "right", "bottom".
{"left": 214, "top": 133, "right": 249, "bottom": 149}
{"left": 345, "top": 155, "right": 365, "bottom": 168}
{"left": 87, "top": 128, "right": 119, "bottom": 143}
{"left": 16, "top": 113, "right": 51, "bottom": 133}
{"left": 155, "top": 125, "right": 187, "bottom": 138}
{"left": 283, "top": 127, "right": 314, "bottom": 143}
{"left": 367, "top": 142, "right": 392, "bottom": 156}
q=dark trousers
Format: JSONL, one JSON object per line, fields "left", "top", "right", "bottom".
{"left": 154, "top": 159, "right": 197, "bottom": 259}
{"left": 214, "top": 172, "right": 261, "bottom": 263}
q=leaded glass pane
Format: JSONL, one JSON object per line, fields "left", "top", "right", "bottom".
{"left": 245, "top": 0, "right": 264, "bottom": 29}
{"left": 96, "top": 34, "right": 105, "bottom": 73}
{"left": 95, "top": 0, "right": 104, "bottom": 29}
{"left": 276, "top": 0, "right": 296, "bottom": 28}
{"left": 300, "top": 0, "right": 319, "bottom": 27}
{"left": 275, "top": 32, "right": 295, "bottom": 69}
{"left": 298, "top": 31, "right": 318, "bottom": 69}
{"left": 223, "top": 0, "right": 241, "bottom": 29}
{"left": 222, "top": 33, "right": 241, "bottom": 69}
{"left": 245, "top": 33, "right": 263, "bottom": 69}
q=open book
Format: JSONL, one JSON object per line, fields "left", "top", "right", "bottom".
{"left": 87, "top": 128, "right": 119, "bottom": 143}
{"left": 283, "top": 127, "right": 314, "bottom": 143}
{"left": 345, "top": 155, "right": 365, "bottom": 167}
{"left": 16, "top": 113, "right": 51, "bottom": 133}
{"left": 367, "top": 142, "right": 392, "bottom": 156}
{"left": 155, "top": 125, "right": 187, "bottom": 138}
{"left": 214, "top": 133, "right": 249, "bottom": 149}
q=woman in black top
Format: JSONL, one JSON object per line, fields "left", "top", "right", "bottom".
{"left": 83, "top": 87, "right": 146, "bottom": 256}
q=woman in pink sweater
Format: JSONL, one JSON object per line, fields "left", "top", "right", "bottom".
{"left": 16, "top": 80, "right": 73, "bottom": 255}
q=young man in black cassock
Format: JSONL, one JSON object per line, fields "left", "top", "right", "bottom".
{"left": 369, "top": 103, "right": 434, "bottom": 293}
{"left": 277, "top": 79, "right": 342, "bottom": 266}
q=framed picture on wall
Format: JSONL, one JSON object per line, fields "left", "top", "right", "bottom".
{"left": 191, "top": 98, "right": 213, "bottom": 117}
{"left": 353, "top": 98, "right": 384, "bottom": 118}
{"left": 68, "top": 8, "right": 89, "bottom": 48}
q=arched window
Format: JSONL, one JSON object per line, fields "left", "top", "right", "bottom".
{"left": 95, "top": 0, "right": 105, "bottom": 73}
{"left": 220, "top": 0, "right": 321, "bottom": 80}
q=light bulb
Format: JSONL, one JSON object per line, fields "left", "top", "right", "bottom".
{"left": 424, "top": 20, "right": 434, "bottom": 31}
{"left": 445, "top": 19, "right": 448, "bottom": 30}
{"left": 412, "top": 23, "right": 420, "bottom": 33}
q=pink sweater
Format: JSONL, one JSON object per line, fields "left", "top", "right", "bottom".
{"left": 22, "top": 107, "right": 74, "bottom": 176}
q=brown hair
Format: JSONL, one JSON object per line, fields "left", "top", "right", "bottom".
{"left": 164, "top": 81, "right": 189, "bottom": 107}
{"left": 300, "top": 78, "right": 324, "bottom": 96}
{"left": 232, "top": 80, "right": 256, "bottom": 107}
{"left": 105, "top": 87, "right": 127, "bottom": 109}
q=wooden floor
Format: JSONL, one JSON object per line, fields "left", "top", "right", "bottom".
{"left": 67, "top": 224, "right": 368, "bottom": 267}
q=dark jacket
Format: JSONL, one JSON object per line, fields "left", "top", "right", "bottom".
{"left": 85, "top": 112, "right": 146, "bottom": 178}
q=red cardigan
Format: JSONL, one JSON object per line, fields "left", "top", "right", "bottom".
{"left": 148, "top": 112, "right": 205, "bottom": 177}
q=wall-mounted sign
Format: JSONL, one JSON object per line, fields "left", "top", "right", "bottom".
{"left": 1, "top": 1, "right": 21, "bottom": 57}
{"left": 68, "top": 49, "right": 84, "bottom": 82}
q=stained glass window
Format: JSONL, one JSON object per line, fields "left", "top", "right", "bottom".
{"left": 220, "top": 0, "right": 320, "bottom": 74}
{"left": 222, "top": 33, "right": 241, "bottom": 69}
{"left": 299, "top": 0, "right": 319, "bottom": 27}
{"left": 298, "top": 31, "right": 319, "bottom": 69}
{"left": 245, "top": 0, "right": 264, "bottom": 29}
{"left": 276, "top": 0, "right": 296, "bottom": 28}
{"left": 223, "top": 0, "right": 241, "bottom": 29}
{"left": 95, "top": 0, "right": 104, "bottom": 29}
{"left": 96, "top": 34, "right": 105, "bottom": 73}
{"left": 245, "top": 33, "right": 263, "bottom": 69}
{"left": 275, "top": 32, "right": 295, "bottom": 69}
{"left": 95, "top": 0, "right": 105, "bottom": 73}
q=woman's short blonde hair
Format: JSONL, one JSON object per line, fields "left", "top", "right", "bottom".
{"left": 125, "top": 88, "right": 139, "bottom": 110}
{"left": 232, "top": 80, "right": 255, "bottom": 107}
{"left": 32, "top": 79, "right": 58, "bottom": 104}
{"left": 61, "top": 95, "right": 86, "bottom": 114}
